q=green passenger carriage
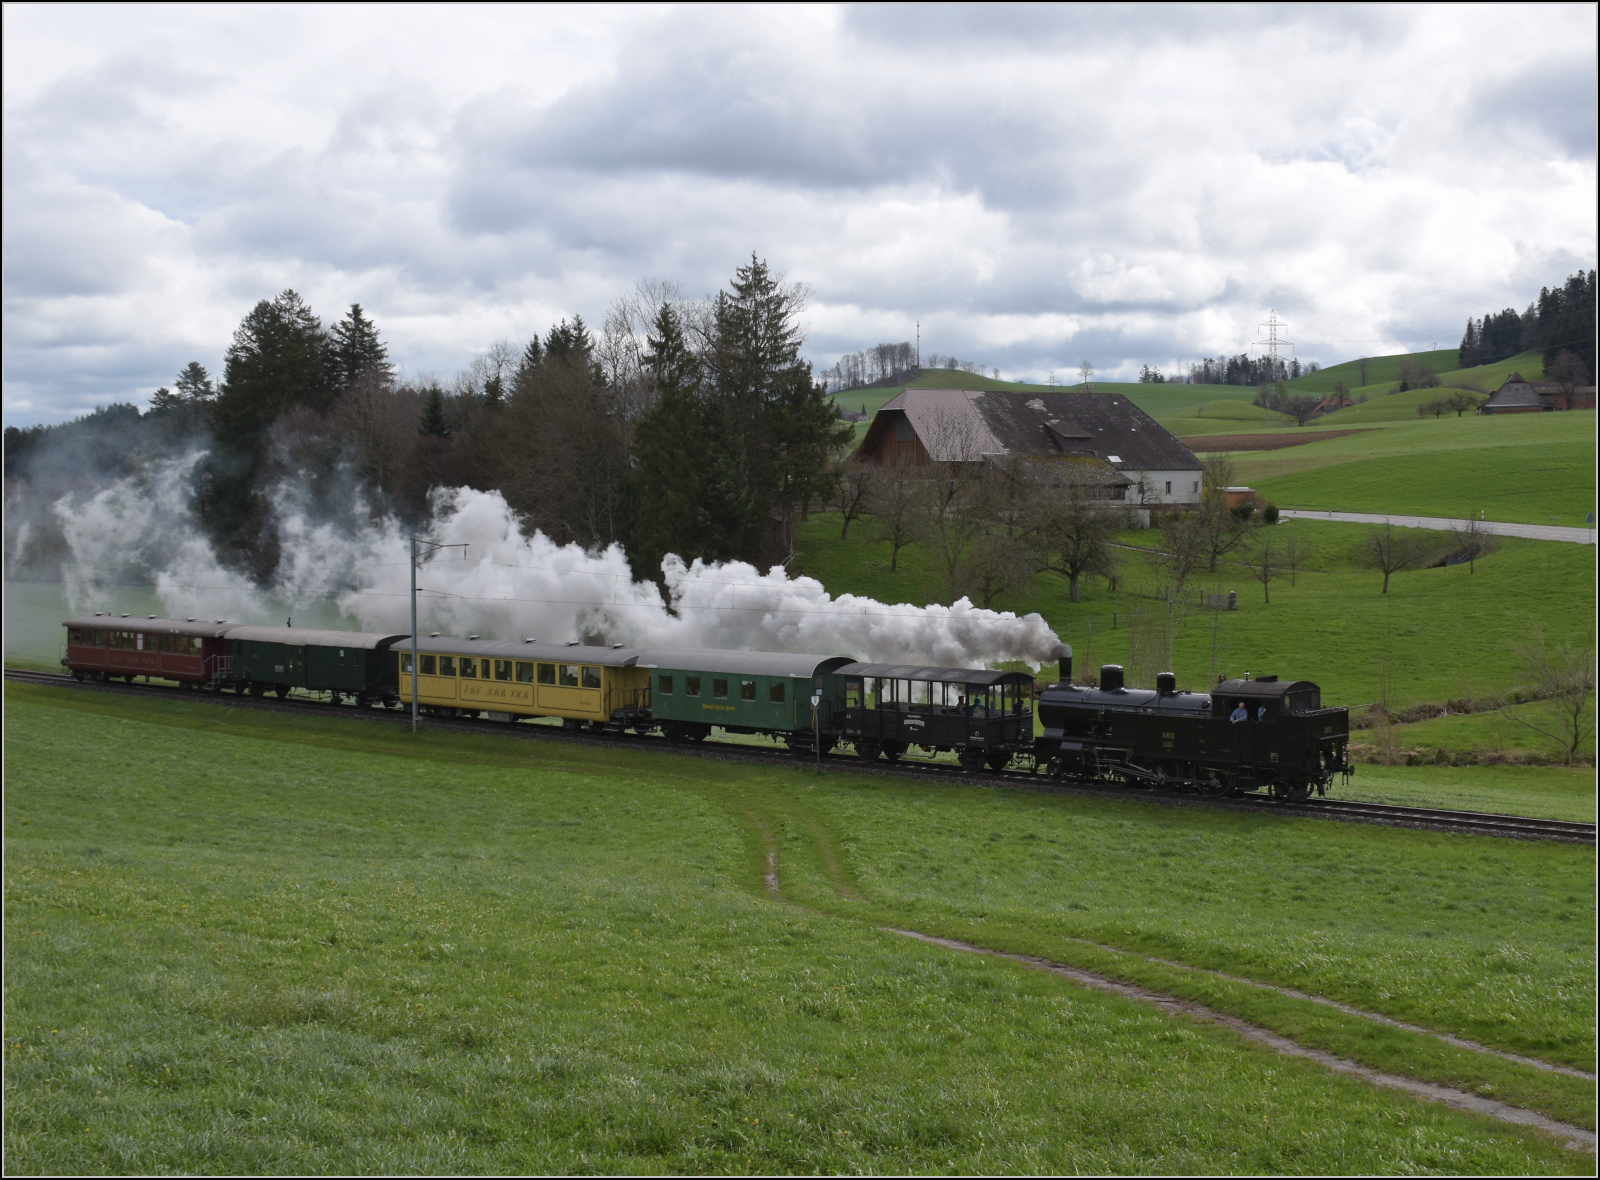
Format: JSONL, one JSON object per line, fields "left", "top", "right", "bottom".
{"left": 635, "top": 649, "right": 855, "bottom": 750}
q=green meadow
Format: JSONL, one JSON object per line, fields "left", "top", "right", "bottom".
{"left": 5, "top": 685, "right": 1593, "bottom": 1173}
{"left": 797, "top": 513, "right": 1594, "bottom": 722}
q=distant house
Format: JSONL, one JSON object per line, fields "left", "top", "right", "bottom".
{"left": 854, "top": 389, "right": 1203, "bottom": 507}
{"left": 1478, "top": 372, "right": 1597, "bottom": 414}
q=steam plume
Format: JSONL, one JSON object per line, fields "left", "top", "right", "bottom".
{"left": 47, "top": 457, "right": 1064, "bottom": 668}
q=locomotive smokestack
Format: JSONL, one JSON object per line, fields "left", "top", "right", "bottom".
{"left": 1055, "top": 643, "right": 1072, "bottom": 685}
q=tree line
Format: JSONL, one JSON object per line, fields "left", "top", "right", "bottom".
{"left": 1458, "top": 268, "right": 1596, "bottom": 377}
{"left": 5, "top": 257, "right": 854, "bottom": 585}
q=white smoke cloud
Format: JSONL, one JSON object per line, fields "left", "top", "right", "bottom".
{"left": 52, "top": 452, "right": 270, "bottom": 622}
{"left": 51, "top": 457, "right": 1065, "bottom": 668}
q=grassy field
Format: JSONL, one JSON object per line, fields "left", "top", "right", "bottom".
{"left": 1252, "top": 438, "right": 1596, "bottom": 525}
{"left": 5, "top": 684, "right": 1593, "bottom": 1172}
{"left": 1285, "top": 348, "right": 1463, "bottom": 395}
{"left": 796, "top": 513, "right": 1596, "bottom": 725}
{"left": 1340, "top": 764, "right": 1595, "bottom": 822}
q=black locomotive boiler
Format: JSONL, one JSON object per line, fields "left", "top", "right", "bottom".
{"left": 1034, "top": 655, "right": 1349, "bottom": 800}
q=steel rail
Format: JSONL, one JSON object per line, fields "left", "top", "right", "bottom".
{"left": 9, "top": 668, "right": 1594, "bottom": 845}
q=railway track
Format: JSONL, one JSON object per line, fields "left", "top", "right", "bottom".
{"left": 9, "top": 667, "right": 1596, "bottom": 845}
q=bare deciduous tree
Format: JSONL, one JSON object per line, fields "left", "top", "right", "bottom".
{"left": 1158, "top": 510, "right": 1209, "bottom": 597}
{"left": 1027, "top": 460, "right": 1122, "bottom": 602}
{"left": 832, "top": 461, "right": 877, "bottom": 540}
{"left": 1448, "top": 517, "right": 1497, "bottom": 573}
{"left": 1506, "top": 627, "right": 1597, "bottom": 765}
{"left": 865, "top": 463, "right": 918, "bottom": 572}
{"left": 1282, "top": 531, "right": 1313, "bottom": 586}
{"left": 1247, "top": 536, "right": 1279, "bottom": 603}
{"left": 911, "top": 408, "right": 990, "bottom": 600}
{"left": 1364, "top": 523, "right": 1423, "bottom": 594}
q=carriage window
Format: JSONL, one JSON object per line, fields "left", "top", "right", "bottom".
{"left": 910, "top": 681, "right": 931, "bottom": 711}
{"left": 712, "top": 678, "right": 728, "bottom": 699}
{"left": 559, "top": 664, "right": 580, "bottom": 687}
{"left": 769, "top": 682, "right": 785, "bottom": 703}
{"left": 339, "top": 649, "right": 346, "bottom": 661}
{"left": 741, "top": 680, "right": 756, "bottom": 701}
{"left": 189, "top": 637, "right": 203, "bottom": 655}
{"left": 439, "top": 656, "right": 456, "bottom": 676}
{"left": 157, "top": 635, "right": 170, "bottom": 653}
{"left": 135, "top": 633, "right": 146, "bottom": 651}
{"left": 581, "top": 666, "right": 601, "bottom": 689}
{"left": 658, "top": 675, "right": 674, "bottom": 694}
{"left": 495, "top": 660, "right": 513, "bottom": 682}
{"left": 68, "top": 628, "right": 80, "bottom": 644}
{"left": 684, "top": 676, "right": 700, "bottom": 697}
{"left": 537, "top": 663, "right": 555, "bottom": 684}
{"left": 515, "top": 661, "right": 534, "bottom": 683}
{"left": 401, "top": 653, "right": 415, "bottom": 673}
{"left": 844, "top": 679, "right": 861, "bottom": 707}
{"left": 420, "top": 655, "right": 437, "bottom": 675}
{"left": 460, "top": 658, "right": 477, "bottom": 678}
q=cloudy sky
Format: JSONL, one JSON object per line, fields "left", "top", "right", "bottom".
{"left": 4, "top": 3, "right": 1595, "bottom": 424}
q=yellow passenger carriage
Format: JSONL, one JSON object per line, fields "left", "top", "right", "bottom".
{"left": 399, "top": 638, "right": 649, "bottom": 728}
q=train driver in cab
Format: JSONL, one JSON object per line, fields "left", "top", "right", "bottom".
{"left": 1229, "top": 700, "right": 1248, "bottom": 723}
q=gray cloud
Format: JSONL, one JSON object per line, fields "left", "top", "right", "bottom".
{"left": 3, "top": 4, "right": 1595, "bottom": 424}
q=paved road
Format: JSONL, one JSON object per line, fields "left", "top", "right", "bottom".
{"left": 1280, "top": 509, "right": 1597, "bottom": 544}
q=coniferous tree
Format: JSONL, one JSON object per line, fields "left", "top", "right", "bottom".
{"left": 702, "top": 255, "right": 853, "bottom": 563}
{"left": 174, "top": 362, "right": 215, "bottom": 403}
{"left": 330, "top": 303, "right": 393, "bottom": 394}
{"left": 148, "top": 386, "right": 181, "bottom": 413}
{"left": 629, "top": 303, "right": 713, "bottom": 576}
{"left": 210, "top": 290, "right": 333, "bottom": 453}
{"left": 417, "top": 384, "right": 451, "bottom": 437}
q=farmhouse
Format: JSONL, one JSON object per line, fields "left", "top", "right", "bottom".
{"left": 1477, "top": 372, "right": 1597, "bottom": 414}
{"left": 854, "top": 388, "right": 1203, "bottom": 507}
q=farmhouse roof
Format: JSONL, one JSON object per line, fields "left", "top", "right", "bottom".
{"left": 869, "top": 389, "right": 1200, "bottom": 471}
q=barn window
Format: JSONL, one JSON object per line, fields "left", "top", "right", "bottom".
{"left": 769, "top": 683, "right": 785, "bottom": 703}
{"left": 1165, "top": 481, "right": 1172, "bottom": 494}
{"left": 537, "top": 663, "right": 555, "bottom": 684}
{"left": 740, "top": 680, "right": 756, "bottom": 701}
{"left": 581, "top": 666, "right": 602, "bottom": 689}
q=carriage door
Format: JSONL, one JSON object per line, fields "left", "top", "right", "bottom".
{"left": 288, "top": 645, "right": 307, "bottom": 687}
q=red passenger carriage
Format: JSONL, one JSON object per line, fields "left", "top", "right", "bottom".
{"left": 63, "top": 615, "right": 233, "bottom": 688}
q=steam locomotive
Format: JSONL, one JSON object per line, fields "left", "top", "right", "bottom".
{"left": 1034, "top": 653, "right": 1350, "bottom": 800}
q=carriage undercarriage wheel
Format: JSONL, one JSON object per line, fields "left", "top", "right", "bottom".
{"left": 958, "top": 747, "right": 986, "bottom": 772}
{"left": 986, "top": 750, "right": 1011, "bottom": 772}
{"left": 274, "top": 685, "right": 289, "bottom": 700}
{"left": 856, "top": 739, "right": 881, "bottom": 762}
{"left": 880, "top": 741, "right": 906, "bottom": 763}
